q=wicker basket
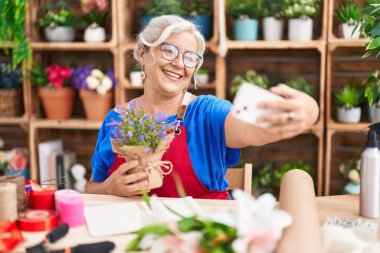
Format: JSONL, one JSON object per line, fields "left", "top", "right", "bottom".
{"left": 0, "top": 88, "right": 23, "bottom": 117}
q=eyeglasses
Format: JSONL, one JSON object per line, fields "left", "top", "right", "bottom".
{"left": 159, "top": 42, "right": 202, "bottom": 69}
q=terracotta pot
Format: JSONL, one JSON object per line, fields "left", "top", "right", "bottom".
{"left": 38, "top": 87, "right": 75, "bottom": 119}
{"left": 79, "top": 89, "right": 112, "bottom": 121}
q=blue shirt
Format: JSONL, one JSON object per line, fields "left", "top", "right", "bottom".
{"left": 91, "top": 95, "right": 241, "bottom": 191}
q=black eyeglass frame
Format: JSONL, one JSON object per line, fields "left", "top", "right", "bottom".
{"left": 159, "top": 42, "right": 202, "bottom": 69}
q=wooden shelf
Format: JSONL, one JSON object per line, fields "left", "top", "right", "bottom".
{"left": 30, "top": 41, "right": 117, "bottom": 51}
{"left": 327, "top": 121, "right": 369, "bottom": 132}
{"left": 226, "top": 40, "right": 326, "bottom": 50}
{"left": 30, "top": 119, "right": 102, "bottom": 130}
{"left": 328, "top": 38, "right": 369, "bottom": 49}
{"left": 120, "top": 41, "right": 218, "bottom": 53}
{"left": 0, "top": 116, "right": 28, "bottom": 125}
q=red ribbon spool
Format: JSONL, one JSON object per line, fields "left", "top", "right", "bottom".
{"left": 0, "top": 220, "right": 23, "bottom": 251}
{"left": 28, "top": 189, "right": 56, "bottom": 210}
{"left": 18, "top": 210, "right": 58, "bottom": 232}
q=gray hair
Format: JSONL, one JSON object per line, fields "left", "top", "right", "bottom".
{"left": 133, "top": 15, "right": 206, "bottom": 87}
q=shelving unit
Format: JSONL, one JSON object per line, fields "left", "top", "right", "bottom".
{"left": 2, "top": 0, "right": 373, "bottom": 196}
{"left": 324, "top": 0, "right": 377, "bottom": 195}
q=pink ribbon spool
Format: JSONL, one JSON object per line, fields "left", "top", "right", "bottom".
{"left": 54, "top": 189, "right": 80, "bottom": 213}
{"left": 57, "top": 195, "right": 84, "bottom": 228}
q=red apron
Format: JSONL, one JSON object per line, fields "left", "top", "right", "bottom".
{"left": 108, "top": 126, "right": 229, "bottom": 199}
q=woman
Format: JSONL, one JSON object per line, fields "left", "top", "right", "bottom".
{"left": 86, "top": 15, "right": 319, "bottom": 199}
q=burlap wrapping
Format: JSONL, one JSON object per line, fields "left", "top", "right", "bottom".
{"left": 110, "top": 135, "right": 174, "bottom": 190}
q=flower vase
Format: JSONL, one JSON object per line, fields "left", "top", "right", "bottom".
{"left": 84, "top": 24, "right": 106, "bottom": 43}
{"left": 110, "top": 135, "right": 174, "bottom": 190}
{"left": 288, "top": 17, "right": 313, "bottom": 41}
{"left": 44, "top": 26, "right": 75, "bottom": 42}
{"left": 79, "top": 89, "right": 112, "bottom": 121}
{"left": 38, "top": 87, "right": 75, "bottom": 119}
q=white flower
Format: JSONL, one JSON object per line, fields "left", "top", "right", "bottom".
{"left": 96, "top": 85, "right": 108, "bottom": 95}
{"left": 101, "top": 76, "right": 113, "bottom": 90}
{"left": 86, "top": 75, "right": 100, "bottom": 89}
{"left": 91, "top": 69, "right": 104, "bottom": 78}
{"left": 348, "top": 170, "right": 360, "bottom": 183}
{"left": 231, "top": 190, "right": 293, "bottom": 253}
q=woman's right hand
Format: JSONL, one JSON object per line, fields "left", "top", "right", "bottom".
{"left": 104, "top": 160, "right": 149, "bottom": 197}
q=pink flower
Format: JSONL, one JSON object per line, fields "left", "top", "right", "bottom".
{"left": 81, "top": 0, "right": 96, "bottom": 13}
{"left": 46, "top": 64, "right": 72, "bottom": 90}
{"left": 8, "top": 149, "right": 27, "bottom": 170}
{"left": 96, "top": 0, "right": 108, "bottom": 11}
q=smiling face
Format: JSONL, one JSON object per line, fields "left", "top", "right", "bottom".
{"left": 139, "top": 32, "right": 199, "bottom": 97}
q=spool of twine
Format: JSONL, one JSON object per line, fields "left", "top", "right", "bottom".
{"left": 0, "top": 182, "right": 17, "bottom": 221}
{"left": 0, "top": 175, "right": 26, "bottom": 212}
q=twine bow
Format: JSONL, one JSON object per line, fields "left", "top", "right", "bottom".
{"left": 145, "top": 161, "right": 173, "bottom": 178}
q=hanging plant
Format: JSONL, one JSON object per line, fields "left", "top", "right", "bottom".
{"left": 0, "top": 0, "right": 31, "bottom": 69}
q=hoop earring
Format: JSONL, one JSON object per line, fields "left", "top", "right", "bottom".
{"left": 183, "top": 86, "right": 188, "bottom": 93}
{"left": 140, "top": 71, "right": 146, "bottom": 80}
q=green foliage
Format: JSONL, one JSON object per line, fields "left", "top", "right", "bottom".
{"left": 226, "top": 0, "right": 264, "bottom": 19}
{"left": 360, "top": 3, "right": 380, "bottom": 57}
{"left": 366, "top": 0, "right": 380, "bottom": 6}
{"left": 335, "top": 83, "right": 363, "bottom": 109}
{"left": 335, "top": 1, "right": 362, "bottom": 24}
{"left": 285, "top": 77, "right": 316, "bottom": 97}
{"left": 363, "top": 70, "right": 380, "bottom": 105}
{"left": 144, "top": 0, "right": 183, "bottom": 16}
{"left": 0, "top": 63, "right": 22, "bottom": 89}
{"left": 132, "top": 64, "right": 142, "bottom": 72}
{"left": 273, "top": 161, "right": 311, "bottom": 188}
{"left": 37, "top": 1, "right": 77, "bottom": 28}
{"left": 262, "top": 0, "right": 284, "bottom": 17}
{"left": 26, "top": 64, "right": 48, "bottom": 88}
{"left": 197, "top": 67, "right": 209, "bottom": 75}
{"left": 281, "top": 0, "right": 320, "bottom": 19}
{"left": 0, "top": 0, "right": 32, "bottom": 69}
{"left": 339, "top": 159, "right": 360, "bottom": 183}
{"left": 185, "top": 0, "right": 212, "bottom": 16}
{"left": 230, "top": 70, "right": 269, "bottom": 97}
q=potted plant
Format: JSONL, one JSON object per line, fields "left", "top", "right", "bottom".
{"left": 363, "top": 70, "right": 380, "bottom": 122}
{"left": 140, "top": 0, "right": 183, "bottom": 28}
{"left": 129, "top": 64, "right": 143, "bottom": 87}
{"left": 196, "top": 67, "right": 210, "bottom": 86}
{"left": 230, "top": 70, "right": 269, "bottom": 97}
{"left": 335, "top": 1, "right": 362, "bottom": 39}
{"left": 71, "top": 65, "right": 117, "bottom": 121}
{"left": 0, "top": 147, "right": 29, "bottom": 179}
{"left": 28, "top": 64, "right": 74, "bottom": 119}
{"left": 37, "top": 1, "right": 77, "bottom": 42}
{"left": 285, "top": 76, "right": 316, "bottom": 98}
{"left": 0, "top": 63, "right": 23, "bottom": 117}
{"left": 226, "top": 0, "right": 264, "bottom": 41}
{"left": 360, "top": 2, "right": 380, "bottom": 57}
{"left": 80, "top": 0, "right": 109, "bottom": 43}
{"left": 252, "top": 163, "right": 274, "bottom": 196}
{"left": 262, "top": 0, "right": 284, "bottom": 41}
{"left": 185, "top": 0, "right": 213, "bottom": 40}
{"left": 335, "top": 83, "right": 362, "bottom": 123}
{"left": 0, "top": 0, "right": 31, "bottom": 68}
{"left": 281, "top": 0, "right": 320, "bottom": 41}
{"left": 339, "top": 159, "right": 360, "bottom": 194}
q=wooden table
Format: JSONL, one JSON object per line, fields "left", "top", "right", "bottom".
{"left": 9, "top": 194, "right": 377, "bottom": 253}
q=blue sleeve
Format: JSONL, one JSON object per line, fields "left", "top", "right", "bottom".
{"left": 90, "top": 110, "right": 119, "bottom": 182}
{"left": 186, "top": 95, "right": 240, "bottom": 190}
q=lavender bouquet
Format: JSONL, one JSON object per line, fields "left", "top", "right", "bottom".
{"left": 109, "top": 99, "right": 176, "bottom": 190}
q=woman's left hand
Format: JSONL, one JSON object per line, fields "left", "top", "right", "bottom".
{"left": 256, "top": 84, "right": 319, "bottom": 139}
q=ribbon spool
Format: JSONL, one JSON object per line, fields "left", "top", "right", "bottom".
{"left": 28, "top": 189, "right": 56, "bottom": 210}
{"left": 18, "top": 209, "right": 58, "bottom": 232}
{"left": 0, "top": 182, "right": 17, "bottom": 221}
{"left": 55, "top": 189, "right": 80, "bottom": 213}
{"left": 0, "top": 175, "right": 26, "bottom": 212}
{"left": 56, "top": 194, "right": 84, "bottom": 228}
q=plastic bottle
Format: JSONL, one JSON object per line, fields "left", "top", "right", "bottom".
{"left": 360, "top": 123, "right": 380, "bottom": 218}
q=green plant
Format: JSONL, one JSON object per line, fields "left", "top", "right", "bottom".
{"left": 0, "top": 0, "right": 32, "bottom": 69}
{"left": 262, "top": 0, "right": 284, "bottom": 17}
{"left": 339, "top": 159, "right": 360, "bottom": 184}
{"left": 366, "top": 0, "right": 380, "bottom": 6}
{"left": 37, "top": 1, "right": 77, "bottom": 28}
{"left": 185, "top": 0, "right": 212, "bottom": 16}
{"left": 336, "top": 83, "right": 362, "bottom": 109}
{"left": 230, "top": 70, "right": 269, "bottom": 97}
{"left": 226, "top": 0, "right": 264, "bottom": 20}
{"left": 132, "top": 64, "right": 142, "bottom": 72}
{"left": 273, "top": 160, "right": 311, "bottom": 188}
{"left": 26, "top": 64, "right": 48, "bottom": 88}
{"left": 360, "top": 3, "right": 380, "bottom": 57}
{"left": 335, "top": 1, "right": 362, "bottom": 24}
{"left": 252, "top": 163, "right": 275, "bottom": 194}
{"left": 144, "top": 0, "right": 183, "bottom": 16}
{"left": 363, "top": 70, "right": 380, "bottom": 105}
{"left": 197, "top": 67, "right": 209, "bottom": 75}
{"left": 285, "top": 77, "right": 316, "bottom": 97}
{"left": 281, "top": 0, "right": 320, "bottom": 19}
{"left": 0, "top": 63, "right": 22, "bottom": 89}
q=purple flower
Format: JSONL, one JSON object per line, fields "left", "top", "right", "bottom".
{"left": 127, "top": 131, "right": 133, "bottom": 138}
{"left": 128, "top": 120, "right": 134, "bottom": 126}
{"left": 111, "top": 128, "right": 121, "bottom": 138}
{"left": 148, "top": 125, "right": 155, "bottom": 131}
{"left": 118, "top": 137, "right": 127, "bottom": 143}
{"left": 116, "top": 105, "right": 126, "bottom": 115}
{"left": 139, "top": 135, "right": 145, "bottom": 142}
{"left": 154, "top": 112, "right": 167, "bottom": 123}
{"left": 71, "top": 65, "right": 93, "bottom": 90}
{"left": 106, "top": 68, "right": 118, "bottom": 89}
{"left": 144, "top": 146, "right": 152, "bottom": 152}
{"left": 106, "top": 118, "right": 120, "bottom": 127}
{"left": 128, "top": 99, "right": 136, "bottom": 110}
{"left": 140, "top": 119, "right": 145, "bottom": 126}
{"left": 157, "top": 131, "right": 166, "bottom": 137}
